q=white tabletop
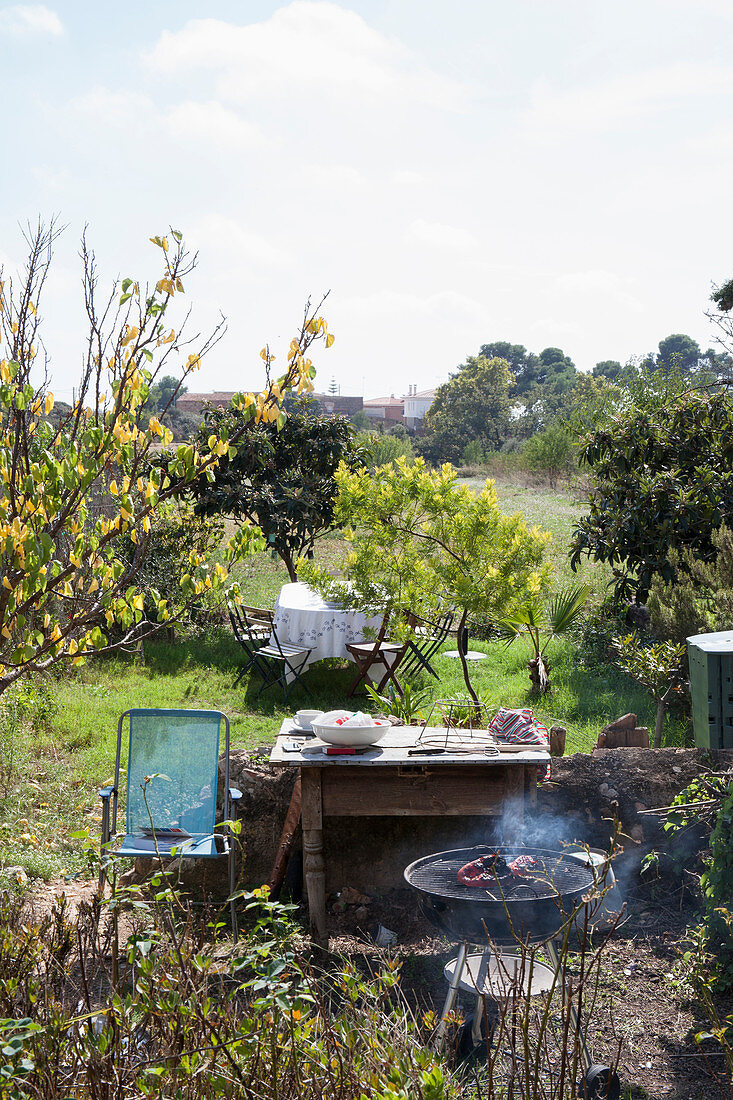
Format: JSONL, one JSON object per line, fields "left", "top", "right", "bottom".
{"left": 270, "top": 720, "right": 551, "bottom": 768}
{"left": 272, "top": 582, "right": 383, "bottom": 667}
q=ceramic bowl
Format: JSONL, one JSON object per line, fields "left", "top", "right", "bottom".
{"left": 311, "top": 710, "right": 391, "bottom": 747}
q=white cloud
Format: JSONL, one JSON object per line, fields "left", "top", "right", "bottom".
{"left": 298, "top": 163, "right": 365, "bottom": 190}
{"left": 145, "top": 2, "right": 467, "bottom": 111}
{"left": 70, "top": 89, "right": 267, "bottom": 152}
{"left": 524, "top": 62, "right": 733, "bottom": 136}
{"left": 0, "top": 4, "right": 62, "bottom": 36}
{"left": 341, "top": 287, "right": 490, "bottom": 325}
{"left": 71, "top": 87, "right": 153, "bottom": 124}
{"left": 407, "top": 218, "right": 477, "bottom": 252}
{"left": 189, "top": 213, "right": 294, "bottom": 274}
{"left": 165, "top": 101, "right": 267, "bottom": 151}
{"left": 553, "top": 269, "right": 643, "bottom": 313}
{"left": 392, "top": 169, "right": 426, "bottom": 187}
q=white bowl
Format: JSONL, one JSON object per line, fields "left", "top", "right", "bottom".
{"left": 311, "top": 711, "right": 391, "bottom": 747}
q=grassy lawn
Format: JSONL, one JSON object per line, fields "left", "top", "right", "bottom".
{"left": 0, "top": 478, "right": 688, "bottom": 881}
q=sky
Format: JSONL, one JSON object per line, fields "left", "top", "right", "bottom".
{"left": 1, "top": 0, "right": 733, "bottom": 401}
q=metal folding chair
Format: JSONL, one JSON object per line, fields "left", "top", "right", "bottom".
{"left": 228, "top": 602, "right": 273, "bottom": 686}
{"left": 99, "top": 708, "right": 242, "bottom": 940}
{"left": 345, "top": 613, "right": 409, "bottom": 697}
{"left": 400, "top": 610, "right": 454, "bottom": 680}
{"left": 243, "top": 615, "right": 313, "bottom": 702}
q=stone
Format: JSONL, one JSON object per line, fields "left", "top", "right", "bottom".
{"left": 354, "top": 905, "right": 369, "bottom": 923}
{"left": 340, "top": 886, "right": 371, "bottom": 906}
{"left": 635, "top": 801, "right": 647, "bottom": 812}
{"left": 550, "top": 726, "right": 566, "bottom": 756}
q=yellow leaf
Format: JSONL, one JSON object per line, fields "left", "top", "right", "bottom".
{"left": 326, "top": 333, "right": 335, "bottom": 348}
{"left": 11, "top": 322, "right": 18, "bottom": 335}
{"left": 109, "top": 480, "right": 119, "bottom": 496}
{"left": 44, "top": 392, "right": 54, "bottom": 414}
{"left": 162, "top": 236, "right": 169, "bottom": 252}
{"left": 260, "top": 348, "right": 268, "bottom": 361}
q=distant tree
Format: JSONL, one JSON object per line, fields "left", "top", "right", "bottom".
{"left": 187, "top": 406, "right": 367, "bottom": 581}
{"left": 593, "top": 360, "right": 623, "bottom": 382}
{"left": 462, "top": 439, "right": 486, "bottom": 467}
{"left": 657, "top": 333, "right": 702, "bottom": 374}
{"left": 419, "top": 355, "right": 512, "bottom": 464}
{"left": 351, "top": 409, "right": 371, "bottom": 430}
{"left": 361, "top": 431, "right": 414, "bottom": 468}
{"left": 479, "top": 341, "right": 539, "bottom": 396}
{"left": 521, "top": 424, "right": 576, "bottom": 488}
{"left": 145, "top": 374, "right": 186, "bottom": 414}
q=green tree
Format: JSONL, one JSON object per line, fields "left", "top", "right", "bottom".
{"left": 145, "top": 374, "right": 186, "bottom": 414}
{"left": 593, "top": 360, "right": 623, "bottom": 382}
{"left": 419, "top": 355, "right": 512, "bottom": 465}
{"left": 611, "top": 634, "right": 686, "bottom": 747}
{"left": 300, "top": 457, "right": 551, "bottom": 702}
{"left": 478, "top": 341, "right": 539, "bottom": 396}
{"left": 186, "top": 406, "right": 366, "bottom": 581}
{"left": 570, "top": 387, "right": 733, "bottom": 598}
{"left": 657, "top": 333, "right": 702, "bottom": 373}
{"left": 520, "top": 423, "right": 576, "bottom": 488}
{"left": 0, "top": 222, "right": 333, "bottom": 697}
{"left": 360, "top": 430, "right": 414, "bottom": 469}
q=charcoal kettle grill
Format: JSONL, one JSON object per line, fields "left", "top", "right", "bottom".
{"left": 404, "top": 844, "right": 621, "bottom": 1100}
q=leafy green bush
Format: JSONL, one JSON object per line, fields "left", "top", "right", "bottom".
{"left": 701, "top": 780, "right": 733, "bottom": 989}
{"left": 0, "top": 882, "right": 454, "bottom": 1100}
{"left": 648, "top": 524, "right": 733, "bottom": 644}
{"left": 520, "top": 424, "right": 576, "bottom": 488}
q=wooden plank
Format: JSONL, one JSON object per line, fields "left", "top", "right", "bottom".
{"left": 321, "top": 765, "right": 507, "bottom": 816}
{"left": 300, "top": 766, "right": 323, "bottom": 830}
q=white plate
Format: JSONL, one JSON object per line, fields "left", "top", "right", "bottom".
{"left": 291, "top": 720, "right": 318, "bottom": 733}
{"left": 496, "top": 739, "right": 547, "bottom": 753}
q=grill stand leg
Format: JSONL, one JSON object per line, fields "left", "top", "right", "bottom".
{"left": 546, "top": 939, "right": 592, "bottom": 1076}
{"left": 471, "top": 947, "right": 491, "bottom": 1045}
{"left": 436, "top": 941, "right": 468, "bottom": 1049}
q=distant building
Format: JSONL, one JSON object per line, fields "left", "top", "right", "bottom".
{"left": 309, "top": 393, "right": 364, "bottom": 418}
{"left": 403, "top": 385, "right": 437, "bottom": 430}
{"left": 176, "top": 391, "right": 235, "bottom": 417}
{"left": 363, "top": 394, "right": 404, "bottom": 424}
{"left": 176, "top": 390, "right": 364, "bottom": 421}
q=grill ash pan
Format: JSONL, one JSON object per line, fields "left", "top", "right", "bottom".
{"left": 404, "top": 845, "right": 595, "bottom": 942}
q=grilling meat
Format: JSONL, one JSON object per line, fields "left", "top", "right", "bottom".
{"left": 457, "top": 850, "right": 540, "bottom": 888}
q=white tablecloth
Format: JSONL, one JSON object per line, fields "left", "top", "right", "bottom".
{"left": 272, "top": 582, "right": 383, "bottom": 669}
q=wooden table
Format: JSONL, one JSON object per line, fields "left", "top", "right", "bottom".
{"left": 270, "top": 722, "right": 550, "bottom": 947}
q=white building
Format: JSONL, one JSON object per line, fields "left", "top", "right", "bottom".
{"left": 403, "top": 385, "right": 437, "bottom": 430}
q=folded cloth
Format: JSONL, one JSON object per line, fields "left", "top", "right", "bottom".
{"left": 490, "top": 707, "right": 550, "bottom": 780}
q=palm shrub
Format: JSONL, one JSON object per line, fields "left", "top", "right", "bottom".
{"left": 498, "top": 585, "right": 589, "bottom": 693}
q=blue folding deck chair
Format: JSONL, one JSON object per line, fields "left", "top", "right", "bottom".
{"left": 99, "top": 709, "right": 242, "bottom": 940}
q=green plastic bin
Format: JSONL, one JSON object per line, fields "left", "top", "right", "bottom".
{"left": 687, "top": 631, "right": 733, "bottom": 750}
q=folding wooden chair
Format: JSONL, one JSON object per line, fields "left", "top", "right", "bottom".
{"left": 345, "top": 613, "right": 409, "bottom": 697}
{"left": 99, "top": 708, "right": 242, "bottom": 939}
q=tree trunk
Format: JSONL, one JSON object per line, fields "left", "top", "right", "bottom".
{"left": 654, "top": 699, "right": 666, "bottom": 748}
{"left": 456, "top": 609, "right": 479, "bottom": 705}
{"left": 281, "top": 550, "right": 298, "bottom": 583}
{"left": 528, "top": 654, "right": 550, "bottom": 693}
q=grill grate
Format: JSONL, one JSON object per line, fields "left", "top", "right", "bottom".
{"left": 406, "top": 847, "right": 594, "bottom": 903}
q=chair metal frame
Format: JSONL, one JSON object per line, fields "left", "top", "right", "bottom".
{"left": 238, "top": 607, "right": 314, "bottom": 701}
{"left": 99, "top": 708, "right": 242, "bottom": 940}
{"left": 228, "top": 602, "right": 274, "bottom": 686}
{"left": 399, "top": 609, "right": 454, "bottom": 680}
